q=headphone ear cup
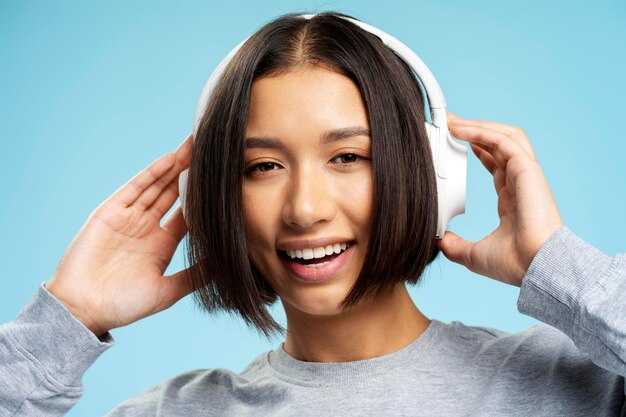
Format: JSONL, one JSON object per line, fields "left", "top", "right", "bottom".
{"left": 444, "top": 130, "right": 467, "bottom": 215}
{"left": 178, "top": 168, "right": 190, "bottom": 224}
{"left": 424, "top": 122, "right": 438, "bottom": 173}
{"left": 436, "top": 131, "right": 467, "bottom": 238}
{"left": 424, "top": 121, "right": 444, "bottom": 236}
{"left": 424, "top": 122, "right": 467, "bottom": 238}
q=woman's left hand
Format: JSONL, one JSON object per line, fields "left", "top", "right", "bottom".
{"left": 436, "top": 114, "right": 564, "bottom": 287}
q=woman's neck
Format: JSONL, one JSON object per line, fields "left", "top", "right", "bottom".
{"left": 281, "top": 284, "right": 431, "bottom": 362}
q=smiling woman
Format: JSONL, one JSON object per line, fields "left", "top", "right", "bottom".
{"left": 184, "top": 12, "right": 439, "bottom": 338}
{"left": 2, "top": 9, "right": 625, "bottom": 417}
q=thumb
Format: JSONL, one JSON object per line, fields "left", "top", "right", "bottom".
{"left": 437, "top": 231, "right": 474, "bottom": 269}
{"left": 157, "top": 266, "right": 196, "bottom": 311}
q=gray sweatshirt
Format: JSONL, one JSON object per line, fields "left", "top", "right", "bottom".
{"left": 1, "top": 226, "right": 624, "bottom": 416}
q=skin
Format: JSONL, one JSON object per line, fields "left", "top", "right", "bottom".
{"left": 44, "top": 67, "right": 563, "bottom": 362}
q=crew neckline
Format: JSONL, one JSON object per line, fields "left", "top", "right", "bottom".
{"left": 267, "top": 318, "right": 445, "bottom": 387}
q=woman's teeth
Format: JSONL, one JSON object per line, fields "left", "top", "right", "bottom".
{"left": 303, "top": 260, "right": 331, "bottom": 268}
{"left": 285, "top": 242, "right": 351, "bottom": 260}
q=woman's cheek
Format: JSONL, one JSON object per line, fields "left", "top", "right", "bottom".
{"left": 243, "top": 184, "right": 280, "bottom": 274}
{"left": 335, "top": 170, "right": 373, "bottom": 218}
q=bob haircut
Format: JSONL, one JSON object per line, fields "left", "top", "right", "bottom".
{"left": 184, "top": 11, "right": 440, "bottom": 337}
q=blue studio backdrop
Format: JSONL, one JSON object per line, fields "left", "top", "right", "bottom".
{"left": 1, "top": 1, "right": 625, "bottom": 415}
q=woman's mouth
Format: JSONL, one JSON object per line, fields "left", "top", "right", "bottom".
{"left": 279, "top": 241, "right": 355, "bottom": 282}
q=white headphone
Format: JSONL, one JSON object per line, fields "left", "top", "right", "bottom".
{"left": 178, "top": 14, "right": 467, "bottom": 239}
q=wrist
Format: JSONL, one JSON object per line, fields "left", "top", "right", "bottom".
{"left": 44, "top": 282, "right": 108, "bottom": 338}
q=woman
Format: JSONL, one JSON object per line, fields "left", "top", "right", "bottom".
{"left": 1, "top": 12, "right": 624, "bottom": 416}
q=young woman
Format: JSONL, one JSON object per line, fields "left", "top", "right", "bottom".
{"left": 1, "top": 12, "right": 624, "bottom": 416}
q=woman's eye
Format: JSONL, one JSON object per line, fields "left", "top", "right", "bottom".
{"left": 245, "top": 153, "right": 369, "bottom": 177}
{"left": 245, "top": 162, "right": 281, "bottom": 176}
{"left": 330, "top": 153, "right": 367, "bottom": 166}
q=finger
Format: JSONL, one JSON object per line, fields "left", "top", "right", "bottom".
{"left": 475, "top": 122, "right": 536, "bottom": 161}
{"left": 452, "top": 125, "right": 509, "bottom": 174}
{"left": 493, "top": 168, "right": 506, "bottom": 193}
{"left": 449, "top": 124, "right": 527, "bottom": 173}
{"left": 471, "top": 143, "right": 507, "bottom": 195}
{"left": 147, "top": 174, "right": 180, "bottom": 219}
{"left": 161, "top": 204, "right": 188, "bottom": 242}
{"left": 110, "top": 152, "right": 177, "bottom": 207}
{"left": 436, "top": 230, "right": 476, "bottom": 270}
{"left": 447, "top": 113, "right": 532, "bottom": 162}
{"left": 450, "top": 118, "right": 536, "bottom": 161}
{"left": 176, "top": 134, "right": 193, "bottom": 154}
{"left": 470, "top": 143, "right": 496, "bottom": 175}
{"left": 109, "top": 135, "right": 193, "bottom": 208}
{"left": 134, "top": 139, "right": 192, "bottom": 211}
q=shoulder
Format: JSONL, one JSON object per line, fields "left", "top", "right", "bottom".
{"left": 104, "top": 351, "right": 272, "bottom": 416}
{"left": 439, "top": 319, "right": 584, "bottom": 363}
{"left": 444, "top": 319, "right": 569, "bottom": 348}
{"left": 434, "top": 319, "right": 620, "bottom": 388}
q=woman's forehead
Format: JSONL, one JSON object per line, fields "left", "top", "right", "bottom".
{"left": 246, "top": 66, "right": 369, "bottom": 138}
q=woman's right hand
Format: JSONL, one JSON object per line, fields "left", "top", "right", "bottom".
{"left": 45, "top": 135, "right": 195, "bottom": 337}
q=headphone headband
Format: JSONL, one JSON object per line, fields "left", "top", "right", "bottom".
{"left": 180, "top": 13, "right": 466, "bottom": 238}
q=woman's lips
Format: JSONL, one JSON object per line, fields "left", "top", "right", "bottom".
{"left": 280, "top": 244, "right": 354, "bottom": 282}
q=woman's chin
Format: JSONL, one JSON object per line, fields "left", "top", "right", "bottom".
{"left": 279, "top": 291, "right": 350, "bottom": 318}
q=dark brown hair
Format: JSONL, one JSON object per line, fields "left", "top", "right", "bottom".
{"left": 183, "top": 11, "right": 440, "bottom": 337}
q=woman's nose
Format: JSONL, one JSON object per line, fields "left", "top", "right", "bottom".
{"left": 282, "top": 168, "right": 337, "bottom": 230}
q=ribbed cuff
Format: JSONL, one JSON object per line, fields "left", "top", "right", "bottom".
{"left": 5, "top": 282, "right": 114, "bottom": 387}
{"left": 517, "top": 226, "right": 615, "bottom": 338}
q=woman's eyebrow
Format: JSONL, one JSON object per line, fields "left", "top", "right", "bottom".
{"left": 245, "top": 126, "right": 371, "bottom": 149}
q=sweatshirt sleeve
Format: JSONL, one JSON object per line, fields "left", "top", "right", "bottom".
{"left": 0, "top": 283, "right": 114, "bottom": 417}
{"left": 517, "top": 225, "right": 626, "bottom": 381}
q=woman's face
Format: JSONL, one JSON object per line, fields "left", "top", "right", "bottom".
{"left": 243, "top": 65, "right": 373, "bottom": 317}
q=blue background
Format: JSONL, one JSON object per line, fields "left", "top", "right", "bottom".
{"left": 1, "top": 1, "right": 625, "bottom": 415}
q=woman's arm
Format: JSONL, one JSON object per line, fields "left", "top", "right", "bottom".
{"left": 518, "top": 225, "right": 626, "bottom": 379}
{"left": 437, "top": 114, "right": 626, "bottom": 380}
{"left": 0, "top": 284, "right": 114, "bottom": 417}
{"left": 0, "top": 134, "right": 195, "bottom": 416}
